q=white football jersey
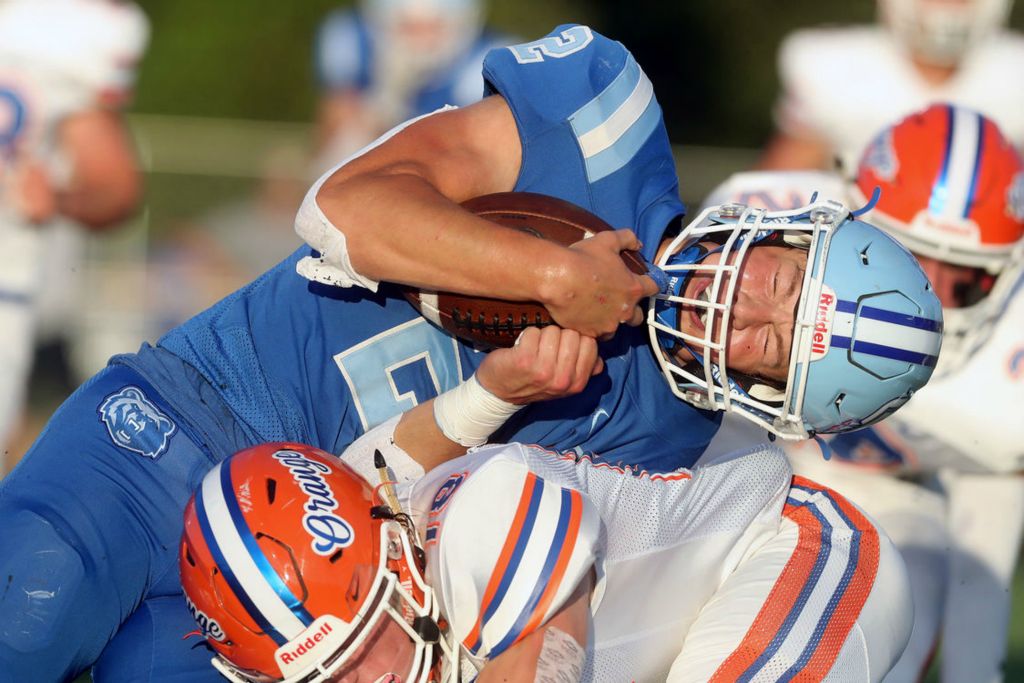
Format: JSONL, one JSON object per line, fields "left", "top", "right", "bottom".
{"left": 399, "top": 441, "right": 793, "bottom": 681}
{"left": 870, "top": 264, "right": 1024, "bottom": 473}
{"left": 775, "top": 26, "right": 1024, "bottom": 172}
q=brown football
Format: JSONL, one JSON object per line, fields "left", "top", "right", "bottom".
{"left": 401, "top": 192, "right": 647, "bottom": 348}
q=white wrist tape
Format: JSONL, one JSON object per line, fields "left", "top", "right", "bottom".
{"left": 433, "top": 374, "right": 523, "bottom": 447}
{"left": 338, "top": 414, "right": 425, "bottom": 484}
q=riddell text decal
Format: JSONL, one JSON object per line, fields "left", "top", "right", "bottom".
{"left": 810, "top": 284, "right": 838, "bottom": 361}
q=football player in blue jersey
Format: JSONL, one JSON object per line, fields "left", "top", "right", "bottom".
{"left": 0, "top": 25, "right": 941, "bottom": 682}
{"left": 313, "top": 0, "right": 514, "bottom": 172}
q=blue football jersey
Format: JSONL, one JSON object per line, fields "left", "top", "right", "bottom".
{"left": 120, "top": 24, "right": 719, "bottom": 472}
{"left": 484, "top": 25, "right": 721, "bottom": 469}
{"left": 315, "top": 9, "right": 511, "bottom": 117}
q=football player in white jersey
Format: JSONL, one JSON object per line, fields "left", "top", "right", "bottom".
{"left": 0, "top": 0, "right": 148, "bottom": 465}
{"left": 179, "top": 355, "right": 914, "bottom": 682}
{"left": 708, "top": 103, "right": 1024, "bottom": 683}
{"left": 759, "top": 0, "right": 1024, "bottom": 173}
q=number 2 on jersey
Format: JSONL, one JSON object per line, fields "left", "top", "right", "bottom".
{"left": 508, "top": 26, "right": 594, "bottom": 64}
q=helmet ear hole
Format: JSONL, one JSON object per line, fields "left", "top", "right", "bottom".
{"left": 834, "top": 393, "right": 847, "bottom": 410}
{"left": 859, "top": 247, "right": 870, "bottom": 266}
{"left": 265, "top": 478, "right": 277, "bottom": 505}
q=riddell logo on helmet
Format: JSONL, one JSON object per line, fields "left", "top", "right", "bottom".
{"left": 277, "top": 620, "right": 334, "bottom": 666}
{"left": 921, "top": 214, "right": 977, "bottom": 239}
{"left": 810, "top": 285, "right": 837, "bottom": 361}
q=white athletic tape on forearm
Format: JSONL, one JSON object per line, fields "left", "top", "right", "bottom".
{"left": 338, "top": 414, "right": 425, "bottom": 484}
{"left": 534, "top": 627, "right": 585, "bottom": 683}
{"left": 433, "top": 374, "right": 523, "bottom": 447}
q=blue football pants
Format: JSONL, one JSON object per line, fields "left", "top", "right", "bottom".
{"left": 0, "top": 365, "right": 222, "bottom": 682}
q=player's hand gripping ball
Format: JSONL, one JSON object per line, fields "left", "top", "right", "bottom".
{"left": 401, "top": 192, "right": 647, "bottom": 347}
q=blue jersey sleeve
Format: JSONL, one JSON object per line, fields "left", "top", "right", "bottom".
{"left": 481, "top": 24, "right": 685, "bottom": 257}
{"left": 483, "top": 25, "right": 625, "bottom": 138}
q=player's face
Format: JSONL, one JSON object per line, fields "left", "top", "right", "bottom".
{"left": 331, "top": 612, "right": 417, "bottom": 682}
{"left": 674, "top": 244, "right": 806, "bottom": 383}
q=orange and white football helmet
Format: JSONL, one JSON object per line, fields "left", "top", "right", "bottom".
{"left": 852, "top": 103, "right": 1024, "bottom": 274}
{"left": 179, "top": 442, "right": 455, "bottom": 683}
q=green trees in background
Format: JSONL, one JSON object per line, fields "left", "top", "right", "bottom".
{"left": 133, "top": 0, "right": 1023, "bottom": 147}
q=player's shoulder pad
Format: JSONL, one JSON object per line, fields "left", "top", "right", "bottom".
{"left": 482, "top": 24, "right": 638, "bottom": 129}
{"left": 315, "top": 9, "right": 370, "bottom": 90}
{"left": 421, "top": 443, "right": 601, "bottom": 665}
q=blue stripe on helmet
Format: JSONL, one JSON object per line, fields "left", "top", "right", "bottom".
{"left": 963, "top": 111, "right": 985, "bottom": 218}
{"left": 218, "top": 461, "right": 316, "bottom": 629}
{"left": 928, "top": 104, "right": 955, "bottom": 216}
{"left": 857, "top": 305, "right": 942, "bottom": 332}
{"left": 835, "top": 299, "right": 857, "bottom": 315}
{"left": 831, "top": 336, "right": 938, "bottom": 367}
{"left": 836, "top": 299, "right": 942, "bottom": 331}
{"left": 195, "top": 468, "right": 289, "bottom": 647}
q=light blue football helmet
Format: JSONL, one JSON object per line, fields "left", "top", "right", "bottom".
{"left": 647, "top": 197, "right": 944, "bottom": 440}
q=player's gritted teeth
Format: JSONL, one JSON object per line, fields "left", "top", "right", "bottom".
{"left": 684, "top": 278, "right": 713, "bottom": 335}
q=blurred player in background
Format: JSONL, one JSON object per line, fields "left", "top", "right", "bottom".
{"left": 707, "top": 103, "right": 1024, "bottom": 683}
{"left": 0, "top": 0, "right": 148, "bottom": 468}
{"left": 760, "top": 0, "right": 1024, "bottom": 172}
{"left": 313, "top": 0, "right": 514, "bottom": 172}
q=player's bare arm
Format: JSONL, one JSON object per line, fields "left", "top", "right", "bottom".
{"left": 386, "top": 326, "right": 601, "bottom": 471}
{"left": 56, "top": 107, "right": 142, "bottom": 229}
{"left": 314, "top": 95, "right": 658, "bottom": 338}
